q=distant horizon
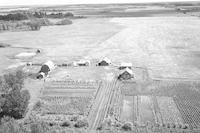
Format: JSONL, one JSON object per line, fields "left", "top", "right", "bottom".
{"left": 0, "top": 0, "right": 199, "bottom": 7}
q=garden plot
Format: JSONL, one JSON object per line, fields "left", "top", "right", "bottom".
{"left": 120, "top": 96, "right": 134, "bottom": 122}
{"left": 138, "top": 96, "right": 155, "bottom": 124}
{"left": 37, "top": 79, "right": 101, "bottom": 118}
{"left": 121, "top": 95, "right": 154, "bottom": 124}
{"left": 157, "top": 96, "right": 183, "bottom": 125}
{"left": 40, "top": 96, "right": 92, "bottom": 115}
{"left": 120, "top": 95, "right": 184, "bottom": 126}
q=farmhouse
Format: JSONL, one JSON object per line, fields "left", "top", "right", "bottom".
{"left": 98, "top": 57, "right": 111, "bottom": 66}
{"left": 37, "top": 61, "right": 56, "bottom": 79}
{"left": 73, "top": 59, "right": 90, "bottom": 66}
{"left": 119, "top": 62, "right": 132, "bottom": 70}
{"left": 118, "top": 68, "right": 134, "bottom": 80}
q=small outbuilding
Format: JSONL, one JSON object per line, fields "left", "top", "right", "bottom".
{"left": 118, "top": 68, "right": 134, "bottom": 80}
{"left": 97, "top": 57, "right": 111, "bottom": 66}
{"left": 73, "top": 60, "right": 90, "bottom": 67}
{"left": 37, "top": 61, "right": 56, "bottom": 79}
{"left": 118, "top": 62, "right": 132, "bottom": 70}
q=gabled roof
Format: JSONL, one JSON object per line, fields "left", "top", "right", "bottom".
{"left": 120, "top": 67, "right": 133, "bottom": 75}
{"left": 77, "top": 59, "right": 90, "bottom": 64}
{"left": 44, "top": 60, "right": 56, "bottom": 70}
{"left": 100, "top": 57, "right": 111, "bottom": 64}
{"left": 120, "top": 62, "right": 133, "bottom": 67}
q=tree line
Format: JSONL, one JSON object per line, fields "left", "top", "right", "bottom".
{"left": 0, "top": 12, "right": 74, "bottom": 21}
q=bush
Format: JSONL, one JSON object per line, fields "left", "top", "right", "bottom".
{"left": 70, "top": 115, "right": 78, "bottom": 122}
{"left": 121, "top": 122, "right": 133, "bottom": 131}
{"left": 61, "top": 120, "right": 71, "bottom": 127}
{"left": 55, "top": 19, "right": 72, "bottom": 25}
{"left": 74, "top": 119, "right": 89, "bottom": 128}
{"left": 27, "top": 21, "right": 41, "bottom": 31}
{"left": 30, "top": 121, "right": 50, "bottom": 133}
{"left": 33, "top": 101, "right": 42, "bottom": 111}
{"left": 0, "top": 117, "right": 26, "bottom": 133}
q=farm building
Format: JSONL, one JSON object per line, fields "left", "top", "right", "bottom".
{"left": 97, "top": 57, "right": 111, "bottom": 66}
{"left": 73, "top": 59, "right": 90, "bottom": 66}
{"left": 119, "top": 62, "right": 132, "bottom": 70}
{"left": 118, "top": 68, "right": 134, "bottom": 80}
{"left": 37, "top": 61, "right": 56, "bottom": 79}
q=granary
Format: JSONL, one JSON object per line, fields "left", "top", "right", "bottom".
{"left": 118, "top": 62, "right": 132, "bottom": 70}
{"left": 97, "top": 57, "right": 111, "bottom": 66}
{"left": 73, "top": 59, "right": 90, "bottom": 66}
{"left": 118, "top": 67, "right": 134, "bottom": 80}
{"left": 37, "top": 61, "right": 56, "bottom": 79}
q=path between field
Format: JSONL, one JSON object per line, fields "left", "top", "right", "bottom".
{"left": 23, "top": 78, "right": 44, "bottom": 120}
{"left": 88, "top": 80, "right": 116, "bottom": 131}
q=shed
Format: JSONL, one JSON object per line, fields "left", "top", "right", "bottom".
{"left": 98, "top": 57, "right": 111, "bottom": 66}
{"left": 119, "top": 62, "right": 132, "bottom": 70}
{"left": 118, "top": 68, "right": 134, "bottom": 80}
{"left": 73, "top": 60, "right": 90, "bottom": 66}
{"left": 36, "top": 72, "right": 45, "bottom": 79}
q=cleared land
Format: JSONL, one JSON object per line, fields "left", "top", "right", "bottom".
{"left": 1, "top": 17, "right": 200, "bottom": 79}
{"left": 1, "top": 8, "right": 200, "bottom": 132}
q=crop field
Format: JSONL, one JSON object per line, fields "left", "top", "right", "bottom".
{"left": 40, "top": 96, "right": 92, "bottom": 115}
{"left": 35, "top": 80, "right": 102, "bottom": 119}
{"left": 2, "top": 4, "right": 200, "bottom": 132}
{"left": 174, "top": 94, "right": 200, "bottom": 128}
{"left": 120, "top": 95, "right": 184, "bottom": 126}
{"left": 157, "top": 96, "right": 183, "bottom": 125}
{"left": 119, "top": 80, "right": 200, "bottom": 129}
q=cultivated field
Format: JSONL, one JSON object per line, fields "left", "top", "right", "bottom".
{"left": 1, "top": 4, "right": 200, "bottom": 132}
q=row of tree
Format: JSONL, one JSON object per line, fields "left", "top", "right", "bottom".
{"left": 0, "top": 12, "right": 74, "bottom": 21}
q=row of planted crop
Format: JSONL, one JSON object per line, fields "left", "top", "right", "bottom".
{"left": 174, "top": 95, "right": 200, "bottom": 129}
{"left": 41, "top": 96, "right": 93, "bottom": 115}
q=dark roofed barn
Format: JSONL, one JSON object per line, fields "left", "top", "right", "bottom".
{"left": 118, "top": 68, "right": 134, "bottom": 80}
{"left": 98, "top": 57, "right": 111, "bottom": 66}
{"left": 39, "top": 64, "right": 50, "bottom": 75}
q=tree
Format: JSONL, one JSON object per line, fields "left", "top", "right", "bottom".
{"left": 0, "top": 70, "right": 30, "bottom": 119}
{"left": 27, "top": 20, "right": 41, "bottom": 31}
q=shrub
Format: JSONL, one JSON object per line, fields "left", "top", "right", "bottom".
{"left": 121, "top": 122, "right": 133, "bottom": 131}
{"left": 55, "top": 19, "right": 72, "bottom": 25}
{"left": 30, "top": 121, "right": 50, "bottom": 133}
{"left": 0, "top": 117, "right": 26, "bottom": 133}
{"left": 33, "top": 101, "right": 42, "bottom": 111}
{"left": 74, "top": 119, "right": 89, "bottom": 128}
{"left": 61, "top": 120, "right": 71, "bottom": 127}
{"left": 70, "top": 115, "right": 78, "bottom": 122}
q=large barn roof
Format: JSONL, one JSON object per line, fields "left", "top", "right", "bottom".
{"left": 120, "top": 67, "right": 133, "bottom": 75}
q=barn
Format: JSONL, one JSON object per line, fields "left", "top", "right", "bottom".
{"left": 98, "top": 57, "right": 111, "bottom": 66}
{"left": 118, "top": 62, "right": 132, "bottom": 70}
{"left": 37, "top": 61, "right": 56, "bottom": 79}
{"left": 118, "top": 68, "right": 134, "bottom": 80}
